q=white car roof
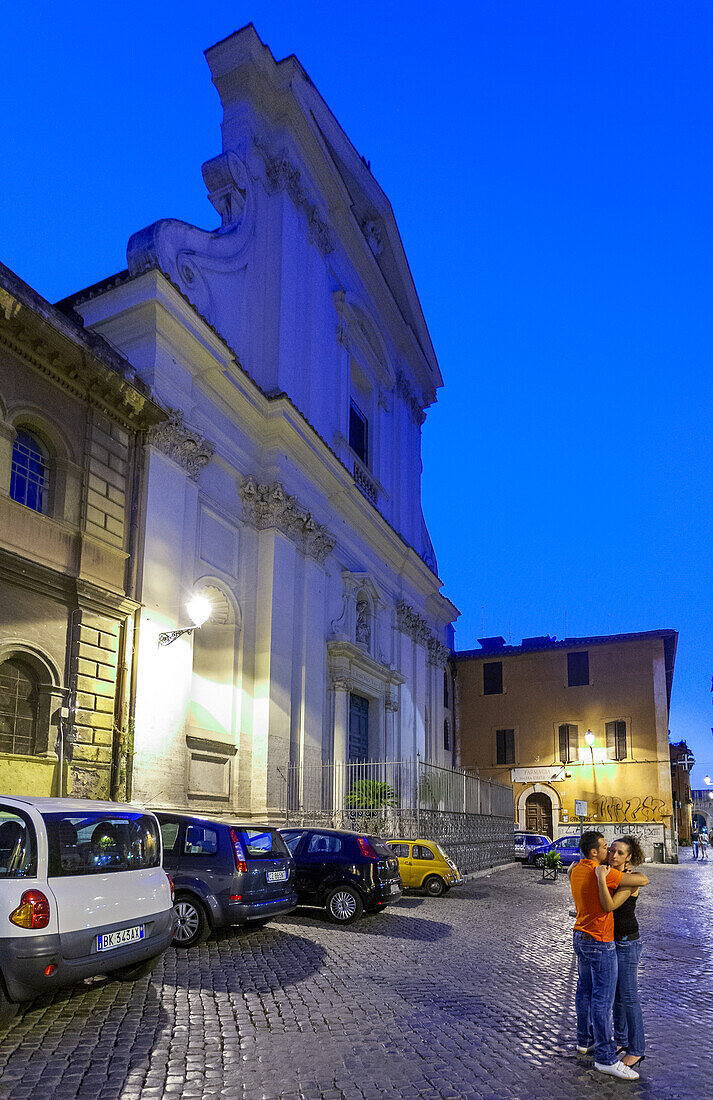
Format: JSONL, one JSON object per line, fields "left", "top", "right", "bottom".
{"left": 0, "top": 796, "right": 152, "bottom": 814}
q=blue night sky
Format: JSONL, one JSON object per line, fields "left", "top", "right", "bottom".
{"left": 2, "top": 3, "right": 711, "bottom": 786}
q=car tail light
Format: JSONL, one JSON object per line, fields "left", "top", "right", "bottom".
{"left": 357, "top": 836, "right": 378, "bottom": 860}
{"left": 9, "top": 890, "right": 51, "bottom": 929}
{"left": 166, "top": 873, "right": 174, "bottom": 903}
{"left": 229, "top": 828, "right": 248, "bottom": 873}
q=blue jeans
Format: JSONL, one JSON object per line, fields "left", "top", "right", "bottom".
{"left": 692, "top": 841, "right": 699, "bottom": 859}
{"left": 614, "top": 938, "right": 644, "bottom": 1057}
{"left": 573, "top": 930, "right": 618, "bottom": 1064}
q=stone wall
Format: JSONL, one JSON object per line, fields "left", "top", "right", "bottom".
{"left": 556, "top": 821, "right": 673, "bottom": 862}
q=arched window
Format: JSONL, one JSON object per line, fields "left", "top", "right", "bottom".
{"left": 443, "top": 719, "right": 450, "bottom": 752}
{"left": 443, "top": 670, "right": 449, "bottom": 708}
{"left": 0, "top": 658, "right": 39, "bottom": 755}
{"left": 10, "top": 428, "right": 48, "bottom": 513}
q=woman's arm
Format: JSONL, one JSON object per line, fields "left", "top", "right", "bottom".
{"left": 595, "top": 864, "right": 619, "bottom": 911}
{"left": 624, "top": 871, "right": 649, "bottom": 887}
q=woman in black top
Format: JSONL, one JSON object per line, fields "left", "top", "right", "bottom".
{"left": 596, "top": 835, "right": 648, "bottom": 1069}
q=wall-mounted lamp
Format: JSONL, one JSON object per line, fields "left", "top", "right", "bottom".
{"left": 158, "top": 594, "right": 212, "bottom": 647}
{"left": 584, "top": 730, "right": 596, "bottom": 748}
{"left": 705, "top": 775, "right": 711, "bottom": 785}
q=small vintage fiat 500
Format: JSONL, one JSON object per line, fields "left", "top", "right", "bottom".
{"left": 0, "top": 796, "right": 175, "bottom": 1024}
{"left": 387, "top": 839, "right": 464, "bottom": 896}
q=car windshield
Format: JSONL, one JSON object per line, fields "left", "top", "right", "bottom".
{"left": 43, "top": 811, "right": 161, "bottom": 877}
{"left": 280, "top": 831, "right": 304, "bottom": 855}
{"left": 236, "top": 828, "right": 289, "bottom": 860}
{"left": 367, "top": 836, "right": 398, "bottom": 859}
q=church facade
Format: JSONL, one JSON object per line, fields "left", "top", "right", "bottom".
{"left": 64, "top": 26, "right": 457, "bottom": 818}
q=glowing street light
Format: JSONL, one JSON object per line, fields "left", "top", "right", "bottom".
{"left": 705, "top": 775, "right": 711, "bottom": 786}
{"left": 158, "top": 593, "right": 212, "bottom": 646}
{"left": 584, "top": 730, "right": 596, "bottom": 748}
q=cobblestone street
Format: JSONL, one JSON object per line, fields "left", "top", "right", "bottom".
{"left": 0, "top": 862, "right": 709, "bottom": 1100}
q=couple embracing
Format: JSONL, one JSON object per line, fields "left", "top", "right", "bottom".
{"left": 570, "top": 830, "right": 649, "bottom": 1081}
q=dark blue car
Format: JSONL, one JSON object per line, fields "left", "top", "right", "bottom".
{"left": 527, "top": 833, "right": 582, "bottom": 868}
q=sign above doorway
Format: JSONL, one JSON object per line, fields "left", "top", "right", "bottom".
{"left": 511, "top": 766, "right": 566, "bottom": 783}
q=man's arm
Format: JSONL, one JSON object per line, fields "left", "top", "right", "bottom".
{"left": 623, "top": 871, "right": 649, "bottom": 887}
{"left": 595, "top": 864, "right": 618, "bottom": 911}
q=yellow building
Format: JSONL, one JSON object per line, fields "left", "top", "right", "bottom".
{"left": 455, "top": 630, "right": 677, "bottom": 859}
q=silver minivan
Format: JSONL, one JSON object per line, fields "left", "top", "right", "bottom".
{"left": 0, "top": 796, "right": 174, "bottom": 1024}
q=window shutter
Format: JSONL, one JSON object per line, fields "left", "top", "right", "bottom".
{"left": 506, "top": 729, "right": 515, "bottom": 765}
{"left": 496, "top": 729, "right": 504, "bottom": 764}
{"left": 606, "top": 721, "right": 627, "bottom": 760}
{"left": 569, "top": 724, "right": 579, "bottom": 763}
{"left": 606, "top": 722, "right": 616, "bottom": 760}
{"left": 558, "top": 725, "right": 568, "bottom": 764}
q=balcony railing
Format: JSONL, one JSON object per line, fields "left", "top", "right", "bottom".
{"left": 353, "top": 458, "right": 378, "bottom": 505}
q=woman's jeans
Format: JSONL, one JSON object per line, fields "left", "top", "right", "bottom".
{"left": 614, "top": 939, "right": 645, "bottom": 1056}
{"left": 573, "top": 931, "right": 618, "bottom": 1065}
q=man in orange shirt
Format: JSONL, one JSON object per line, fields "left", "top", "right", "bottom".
{"left": 570, "top": 831, "right": 648, "bottom": 1081}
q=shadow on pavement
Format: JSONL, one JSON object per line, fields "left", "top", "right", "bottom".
{"left": 170, "top": 928, "right": 328, "bottom": 992}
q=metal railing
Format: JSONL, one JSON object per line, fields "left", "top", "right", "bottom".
{"left": 277, "top": 756, "right": 513, "bottom": 838}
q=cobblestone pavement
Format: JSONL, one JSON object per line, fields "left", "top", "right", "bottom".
{"left": 0, "top": 861, "right": 710, "bottom": 1100}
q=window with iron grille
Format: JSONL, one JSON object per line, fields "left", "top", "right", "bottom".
{"left": 496, "top": 728, "right": 515, "bottom": 765}
{"left": 558, "top": 723, "right": 579, "bottom": 764}
{"left": 483, "top": 661, "right": 503, "bottom": 695}
{"left": 0, "top": 658, "right": 39, "bottom": 756}
{"left": 10, "top": 429, "right": 48, "bottom": 514}
{"left": 443, "top": 670, "right": 449, "bottom": 708}
{"left": 606, "top": 720, "right": 628, "bottom": 761}
{"left": 443, "top": 719, "right": 450, "bottom": 751}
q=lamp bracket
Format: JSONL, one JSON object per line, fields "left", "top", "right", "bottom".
{"left": 158, "top": 626, "right": 197, "bottom": 647}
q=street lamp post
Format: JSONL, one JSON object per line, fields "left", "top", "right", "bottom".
{"left": 158, "top": 594, "right": 212, "bottom": 646}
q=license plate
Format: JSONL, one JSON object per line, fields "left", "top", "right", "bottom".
{"left": 266, "top": 869, "right": 288, "bottom": 882}
{"left": 97, "top": 924, "right": 145, "bottom": 952}
{"left": 389, "top": 883, "right": 401, "bottom": 894}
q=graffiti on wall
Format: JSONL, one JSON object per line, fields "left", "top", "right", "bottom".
{"left": 592, "top": 795, "right": 668, "bottom": 823}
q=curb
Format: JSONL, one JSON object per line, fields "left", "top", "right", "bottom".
{"left": 463, "top": 861, "right": 518, "bottom": 882}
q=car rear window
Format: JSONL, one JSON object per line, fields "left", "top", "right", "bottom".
{"left": 389, "top": 843, "right": 410, "bottom": 858}
{"left": 0, "top": 807, "right": 37, "bottom": 879}
{"left": 43, "top": 811, "right": 161, "bottom": 877}
{"left": 236, "top": 828, "right": 289, "bottom": 860}
{"left": 368, "top": 837, "right": 398, "bottom": 859}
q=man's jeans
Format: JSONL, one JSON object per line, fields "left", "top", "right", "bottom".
{"left": 614, "top": 939, "right": 645, "bottom": 1057}
{"left": 573, "top": 930, "right": 618, "bottom": 1064}
{"left": 692, "top": 841, "right": 699, "bottom": 859}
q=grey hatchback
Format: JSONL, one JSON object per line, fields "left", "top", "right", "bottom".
{"left": 155, "top": 812, "right": 297, "bottom": 947}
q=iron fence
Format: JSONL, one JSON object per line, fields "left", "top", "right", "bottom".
{"left": 277, "top": 757, "right": 513, "bottom": 844}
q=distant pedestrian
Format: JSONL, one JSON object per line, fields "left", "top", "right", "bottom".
{"left": 698, "top": 830, "right": 708, "bottom": 861}
{"left": 596, "top": 836, "right": 649, "bottom": 1071}
{"left": 691, "top": 826, "right": 700, "bottom": 860}
{"left": 569, "top": 831, "right": 647, "bottom": 1081}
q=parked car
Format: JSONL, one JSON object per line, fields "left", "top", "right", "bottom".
{"left": 527, "top": 834, "right": 583, "bottom": 868}
{"left": 278, "top": 828, "right": 402, "bottom": 924}
{"left": 387, "top": 839, "right": 463, "bottom": 896}
{"left": 155, "top": 812, "right": 297, "bottom": 947}
{"left": 0, "top": 796, "right": 174, "bottom": 1024}
{"left": 514, "top": 832, "right": 551, "bottom": 862}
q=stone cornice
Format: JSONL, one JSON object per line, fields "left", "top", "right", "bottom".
{"left": 240, "top": 477, "right": 336, "bottom": 565}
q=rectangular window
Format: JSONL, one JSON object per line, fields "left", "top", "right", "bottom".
{"left": 236, "top": 828, "right": 289, "bottom": 860}
{"left": 443, "top": 720, "right": 450, "bottom": 751}
{"left": 483, "top": 661, "right": 503, "bottom": 695}
{"left": 496, "top": 728, "right": 515, "bottom": 765}
{"left": 0, "top": 807, "right": 37, "bottom": 879}
{"left": 567, "top": 651, "right": 589, "bottom": 687}
{"left": 349, "top": 400, "right": 368, "bottom": 465}
{"left": 558, "top": 723, "right": 579, "bottom": 764}
{"left": 606, "top": 720, "right": 627, "bottom": 761}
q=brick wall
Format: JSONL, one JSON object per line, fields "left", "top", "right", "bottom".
{"left": 69, "top": 609, "right": 122, "bottom": 799}
{"left": 85, "top": 412, "right": 129, "bottom": 547}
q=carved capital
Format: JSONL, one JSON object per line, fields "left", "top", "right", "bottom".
{"left": 428, "top": 637, "right": 450, "bottom": 667}
{"left": 240, "top": 477, "right": 336, "bottom": 564}
{"left": 384, "top": 692, "right": 399, "bottom": 712}
{"left": 331, "top": 676, "right": 352, "bottom": 692}
{"left": 261, "top": 150, "right": 334, "bottom": 256}
{"left": 395, "top": 368, "right": 425, "bottom": 424}
{"left": 396, "top": 599, "right": 434, "bottom": 650}
{"left": 147, "top": 410, "right": 214, "bottom": 479}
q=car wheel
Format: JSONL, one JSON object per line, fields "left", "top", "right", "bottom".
{"left": 109, "top": 955, "right": 159, "bottom": 982}
{"left": 534, "top": 855, "right": 545, "bottom": 869}
{"left": 326, "top": 886, "right": 363, "bottom": 924}
{"left": 0, "top": 976, "right": 18, "bottom": 1029}
{"left": 173, "top": 894, "right": 210, "bottom": 948}
{"left": 423, "top": 875, "right": 446, "bottom": 897}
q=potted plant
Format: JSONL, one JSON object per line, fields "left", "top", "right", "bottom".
{"left": 542, "top": 849, "right": 562, "bottom": 881}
